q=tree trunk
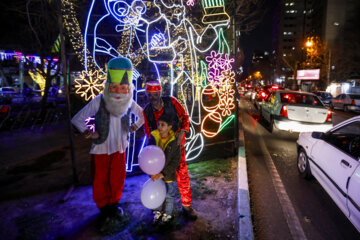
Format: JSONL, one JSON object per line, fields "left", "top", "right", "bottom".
{"left": 40, "top": 69, "right": 52, "bottom": 118}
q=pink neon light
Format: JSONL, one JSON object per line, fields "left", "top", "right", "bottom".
{"left": 206, "top": 50, "right": 235, "bottom": 86}
{"left": 186, "top": 0, "right": 195, "bottom": 6}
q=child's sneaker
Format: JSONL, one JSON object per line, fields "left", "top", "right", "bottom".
{"left": 153, "top": 211, "right": 163, "bottom": 225}
{"left": 161, "top": 213, "right": 173, "bottom": 224}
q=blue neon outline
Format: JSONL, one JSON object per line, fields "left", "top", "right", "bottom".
{"left": 84, "top": 0, "right": 97, "bottom": 71}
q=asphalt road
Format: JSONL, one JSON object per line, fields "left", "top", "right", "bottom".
{"left": 241, "top": 99, "right": 360, "bottom": 240}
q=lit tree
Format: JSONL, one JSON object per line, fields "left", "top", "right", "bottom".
{"left": 3, "top": 0, "right": 61, "bottom": 116}
{"left": 302, "top": 36, "right": 326, "bottom": 69}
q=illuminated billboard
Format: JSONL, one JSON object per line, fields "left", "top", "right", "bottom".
{"left": 296, "top": 69, "right": 320, "bottom": 80}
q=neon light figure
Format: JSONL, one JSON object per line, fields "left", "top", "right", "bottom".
{"left": 146, "top": 0, "right": 229, "bottom": 159}
{"left": 201, "top": 0, "right": 230, "bottom": 24}
{"left": 200, "top": 50, "right": 235, "bottom": 138}
{"left": 85, "top": 0, "right": 148, "bottom": 72}
{"left": 84, "top": 0, "right": 157, "bottom": 171}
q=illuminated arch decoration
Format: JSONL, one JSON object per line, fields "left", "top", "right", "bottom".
{"left": 74, "top": 70, "right": 106, "bottom": 101}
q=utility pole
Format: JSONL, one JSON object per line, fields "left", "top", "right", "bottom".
{"left": 327, "top": 49, "right": 331, "bottom": 87}
{"left": 233, "top": 0, "right": 239, "bottom": 153}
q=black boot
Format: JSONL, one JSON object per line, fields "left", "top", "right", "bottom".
{"left": 182, "top": 206, "right": 198, "bottom": 220}
{"left": 109, "top": 203, "right": 124, "bottom": 220}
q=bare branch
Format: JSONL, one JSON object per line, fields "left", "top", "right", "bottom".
{"left": 26, "top": 0, "right": 42, "bottom": 49}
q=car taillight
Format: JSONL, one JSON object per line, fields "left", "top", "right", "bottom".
{"left": 280, "top": 105, "right": 288, "bottom": 117}
{"left": 326, "top": 110, "right": 332, "bottom": 122}
{"left": 351, "top": 99, "right": 355, "bottom": 105}
{"left": 260, "top": 91, "right": 266, "bottom": 99}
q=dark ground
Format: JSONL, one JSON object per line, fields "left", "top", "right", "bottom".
{"left": 0, "top": 121, "right": 239, "bottom": 240}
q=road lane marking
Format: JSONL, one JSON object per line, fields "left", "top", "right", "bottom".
{"left": 241, "top": 99, "right": 307, "bottom": 240}
{"left": 258, "top": 129, "right": 308, "bottom": 240}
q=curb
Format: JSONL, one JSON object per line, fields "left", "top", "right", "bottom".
{"left": 237, "top": 102, "right": 254, "bottom": 240}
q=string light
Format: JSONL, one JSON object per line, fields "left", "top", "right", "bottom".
{"left": 61, "top": 0, "right": 96, "bottom": 70}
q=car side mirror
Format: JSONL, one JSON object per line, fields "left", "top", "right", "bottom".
{"left": 311, "top": 132, "right": 324, "bottom": 139}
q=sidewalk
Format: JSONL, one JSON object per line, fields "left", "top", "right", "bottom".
{"left": 0, "top": 120, "right": 252, "bottom": 239}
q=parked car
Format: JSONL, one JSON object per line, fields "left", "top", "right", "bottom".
{"left": 0, "top": 86, "right": 18, "bottom": 97}
{"left": 313, "top": 91, "right": 333, "bottom": 105}
{"left": 261, "top": 90, "right": 333, "bottom": 132}
{"left": 296, "top": 116, "right": 360, "bottom": 232}
{"left": 330, "top": 93, "right": 360, "bottom": 112}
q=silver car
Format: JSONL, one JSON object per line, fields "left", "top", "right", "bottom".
{"left": 261, "top": 90, "right": 333, "bottom": 132}
{"left": 330, "top": 93, "right": 360, "bottom": 112}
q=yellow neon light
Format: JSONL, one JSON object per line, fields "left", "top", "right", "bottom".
{"left": 74, "top": 70, "right": 106, "bottom": 101}
{"left": 28, "top": 69, "right": 46, "bottom": 96}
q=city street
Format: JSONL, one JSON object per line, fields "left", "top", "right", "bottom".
{"left": 241, "top": 99, "right": 360, "bottom": 240}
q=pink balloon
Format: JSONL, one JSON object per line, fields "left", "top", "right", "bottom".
{"left": 138, "top": 145, "right": 165, "bottom": 175}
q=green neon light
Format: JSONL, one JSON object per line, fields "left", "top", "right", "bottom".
{"left": 218, "top": 28, "right": 230, "bottom": 55}
{"left": 219, "top": 114, "right": 235, "bottom": 132}
{"left": 200, "top": 60, "right": 208, "bottom": 87}
{"left": 202, "top": 0, "right": 225, "bottom": 8}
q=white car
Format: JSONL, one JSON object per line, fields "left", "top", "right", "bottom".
{"left": 261, "top": 90, "right": 333, "bottom": 132}
{"left": 297, "top": 116, "right": 360, "bottom": 232}
{"left": 331, "top": 93, "right": 360, "bottom": 112}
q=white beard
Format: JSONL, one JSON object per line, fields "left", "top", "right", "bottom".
{"left": 103, "top": 84, "right": 134, "bottom": 117}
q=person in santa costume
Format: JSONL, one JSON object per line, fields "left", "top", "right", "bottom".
{"left": 71, "top": 57, "right": 144, "bottom": 228}
{"left": 143, "top": 81, "right": 197, "bottom": 220}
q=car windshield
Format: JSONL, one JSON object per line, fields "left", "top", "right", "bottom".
{"left": 349, "top": 94, "right": 360, "bottom": 100}
{"left": 321, "top": 92, "right": 332, "bottom": 98}
{"left": 280, "top": 93, "right": 323, "bottom": 106}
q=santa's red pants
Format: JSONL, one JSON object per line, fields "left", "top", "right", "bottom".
{"left": 92, "top": 152, "right": 126, "bottom": 209}
{"left": 176, "top": 146, "right": 192, "bottom": 206}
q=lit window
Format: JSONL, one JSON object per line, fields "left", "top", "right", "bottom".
{"left": 290, "top": 2, "right": 295, "bottom": 6}
{"left": 333, "top": 22, "right": 340, "bottom": 26}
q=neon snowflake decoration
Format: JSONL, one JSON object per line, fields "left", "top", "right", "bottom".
{"left": 74, "top": 70, "right": 106, "bottom": 101}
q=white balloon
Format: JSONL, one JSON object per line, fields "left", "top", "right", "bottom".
{"left": 138, "top": 145, "right": 165, "bottom": 175}
{"left": 141, "top": 179, "right": 166, "bottom": 209}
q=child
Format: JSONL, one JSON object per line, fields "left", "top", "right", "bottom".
{"left": 147, "top": 114, "right": 181, "bottom": 225}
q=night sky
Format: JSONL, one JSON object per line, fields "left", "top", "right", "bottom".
{"left": 0, "top": 0, "right": 278, "bottom": 77}
{"left": 240, "top": 0, "right": 278, "bottom": 78}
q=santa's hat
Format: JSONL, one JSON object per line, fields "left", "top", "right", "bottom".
{"left": 106, "top": 57, "right": 133, "bottom": 85}
{"left": 145, "top": 81, "right": 162, "bottom": 93}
